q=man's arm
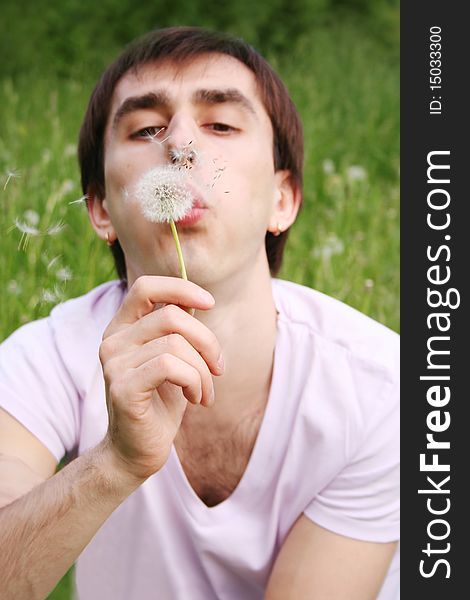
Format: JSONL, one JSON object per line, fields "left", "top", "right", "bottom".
{"left": 0, "top": 408, "right": 143, "bottom": 600}
{"left": 265, "top": 515, "right": 397, "bottom": 600}
{"left": 0, "top": 276, "right": 223, "bottom": 599}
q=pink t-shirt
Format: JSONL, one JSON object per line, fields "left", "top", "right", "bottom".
{"left": 0, "top": 279, "right": 400, "bottom": 599}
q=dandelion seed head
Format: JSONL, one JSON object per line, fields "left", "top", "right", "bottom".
{"left": 346, "top": 165, "right": 367, "bottom": 181}
{"left": 23, "top": 209, "right": 40, "bottom": 227}
{"left": 64, "top": 144, "right": 77, "bottom": 157}
{"left": 7, "top": 280, "right": 21, "bottom": 296}
{"left": 133, "top": 166, "right": 193, "bottom": 223}
{"left": 322, "top": 159, "right": 335, "bottom": 175}
{"left": 312, "top": 233, "right": 344, "bottom": 260}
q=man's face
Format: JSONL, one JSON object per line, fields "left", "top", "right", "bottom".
{"left": 99, "top": 53, "right": 290, "bottom": 287}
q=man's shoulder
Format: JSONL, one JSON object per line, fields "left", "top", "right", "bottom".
{"left": 49, "top": 279, "right": 125, "bottom": 331}
{"left": 1, "top": 280, "right": 125, "bottom": 396}
{"left": 273, "top": 278, "right": 399, "bottom": 377}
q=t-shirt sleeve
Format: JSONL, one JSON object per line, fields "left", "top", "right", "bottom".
{"left": 303, "top": 379, "right": 399, "bottom": 543}
{"left": 0, "top": 319, "right": 80, "bottom": 462}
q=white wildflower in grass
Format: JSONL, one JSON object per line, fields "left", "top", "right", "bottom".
{"left": 42, "top": 149, "right": 52, "bottom": 164}
{"left": 64, "top": 144, "right": 77, "bottom": 157}
{"left": 346, "top": 165, "right": 367, "bottom": 181}
{"left": 62, "top": 179, "right": 75, "bottom": 193}
{"left": 322, "top": 159, "right": 335, "bottom": 175}
{"left": 7, "top": 280, "right": 22, "bottom": 296}
{"left": 312, "top": 233, "right": 345, "bottom": 260}
{"left": 364, "top": 278, "right": 374, "bottom": 291}
{"left": 3, "top": 169, "right": 20, "bottom": 190}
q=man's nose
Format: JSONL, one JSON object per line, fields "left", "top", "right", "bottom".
{"left": 165, "top": 115, "right": 199, "bottom": 168}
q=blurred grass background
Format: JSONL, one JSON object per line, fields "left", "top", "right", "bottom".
{"left": 0, "top": 0, "right": 399, "bottom": 596}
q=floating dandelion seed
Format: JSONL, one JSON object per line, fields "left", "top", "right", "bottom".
{"left": 47, "top": 221, "right": 66, "bottom": 235}
{"left": 11, "top": 218, "right": 41, "bottom": 251}
{"left": 47, "top": 255, "right": 61, "bottom": 271}
{"left": 3, "top": 169, "right": 20, "bottom": 190}
{"left": 144, "top": 129, "right": 171, "bottom": 146}
{"left": 69, "top": 194, "right": 88, "bottom": 205}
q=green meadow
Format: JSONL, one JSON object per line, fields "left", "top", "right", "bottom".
{"left": 0, "top": 3, "right": 399, "bottom": 597}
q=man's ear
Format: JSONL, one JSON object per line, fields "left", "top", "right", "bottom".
{"left": 86, "top": 192, "right": 117, "bottom": 244}
{"left": 268, "top": 170, "right": 302, "bottom": 235}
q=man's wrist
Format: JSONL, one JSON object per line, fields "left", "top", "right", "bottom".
{"left": 89, "top": 438, "right": 147, "bottom": 500}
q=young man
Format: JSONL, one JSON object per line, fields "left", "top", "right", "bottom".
{"left": 0, "top": 27, "right": 399, "bottom": 599}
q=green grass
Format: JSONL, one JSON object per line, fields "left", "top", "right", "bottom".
{"left": 0, "top": 19, "right": 399, "bottom": 599}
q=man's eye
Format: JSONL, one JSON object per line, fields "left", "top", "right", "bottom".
{"left": 207, "top": 123, "right": 235, "bottom": 133}
{"left": 134, "top": 126, "right": 166, "bottom": 139}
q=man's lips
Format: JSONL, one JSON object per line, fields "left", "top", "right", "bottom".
{"left": 175, "top": 199, "right": 208, "bottom": 226}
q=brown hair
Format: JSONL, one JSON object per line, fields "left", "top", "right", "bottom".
{"left": 78, "top": 26, "right": 303, "bottom": 280}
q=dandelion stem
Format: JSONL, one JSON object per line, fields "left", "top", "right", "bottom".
{"left": 169, "top": 219, "right": 195, "bottom": 315}
{"left": 169, "top": 219, "right": 188, "bottom": 280}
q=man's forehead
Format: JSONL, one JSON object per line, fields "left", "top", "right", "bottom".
{"left": 110, "top": 54, "right": 264, "bottom": 113}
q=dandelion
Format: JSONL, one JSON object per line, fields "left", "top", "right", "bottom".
{"left": 3, "top": 169, "right": 20, "bottom": 190}
{"left": 364, "top": 278, "right": 374, "bottom": 291}
{"left": 346, "top": 165, "right": 367, "bottom": 182}
{"left": 133, "top": 165, "right": 193, "bottom": 284}
{"left": 64, "top": 144, "right": 77, "bottom": 157}
{"left": 322, "top": 159, "right": 335, "bottom": 175}
{"left": 7, "top": 280, "right": 21, "bottom": 296}
{"left": 134, "top": 166, "right": 193, "bottom": 224}
{"left": 312, "top": 233, "right": 344, "bottom": 260}
{"left": 62, "top": 179, "right": 75, "bottom": 193}
{"left": 42, "top": 149, "right": 52, "bottom": 164}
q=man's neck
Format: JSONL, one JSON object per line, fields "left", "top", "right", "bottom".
{"left": 195, "top": 252, "right": 278, "bottom": 421}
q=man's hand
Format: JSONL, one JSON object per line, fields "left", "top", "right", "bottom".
{"left": 99, "top": 275, "right": 224, "bottom": 482}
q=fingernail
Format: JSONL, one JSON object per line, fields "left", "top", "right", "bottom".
{"left": 217, "top": 353, "right": 225, "bottom": 373}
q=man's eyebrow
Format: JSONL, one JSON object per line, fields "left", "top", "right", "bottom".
{"left": 112, "top": 91, "right": 170, "bottom": 129}
{"left": 192, "top": 88, "right": 257, "bottom": 117}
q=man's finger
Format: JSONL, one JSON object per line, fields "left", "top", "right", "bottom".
{"left": 107, "top": 276, "right": 214, "bottom": 331}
